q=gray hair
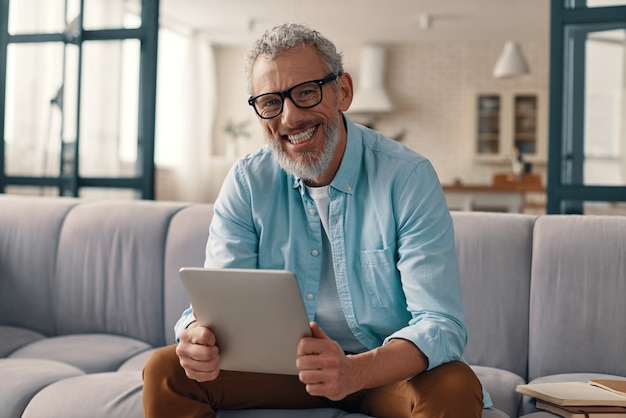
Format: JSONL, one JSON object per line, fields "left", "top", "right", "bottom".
{"left": 245, "top": 23, "right": 344, "bottom": 94}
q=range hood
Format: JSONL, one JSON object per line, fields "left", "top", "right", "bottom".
{"left": 348, "top": 44, "right": 393, "bottom": 114}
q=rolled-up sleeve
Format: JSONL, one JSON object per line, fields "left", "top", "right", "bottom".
{"left": 383, "top": 160, "right": 467, "bottom": 370}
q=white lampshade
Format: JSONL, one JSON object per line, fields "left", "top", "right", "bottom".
{"left": 493, "top": 41, "right": 530, "bottom": 78}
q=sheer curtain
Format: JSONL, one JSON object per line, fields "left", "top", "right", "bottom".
{"left": 155, "top": 29, "right": 217, "bottom": 202}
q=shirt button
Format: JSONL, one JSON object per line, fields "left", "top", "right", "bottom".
{"left": 309, "top": 208, "right": 316, "bottom": 215}
{"left": 311, "top": 250, "right": 319, "bottom": 257}
{"left": 346, "top": 185, "right": 352, "bottom": 191}
{"left": 306, "top": 293, "right": 314, "bottom": 300}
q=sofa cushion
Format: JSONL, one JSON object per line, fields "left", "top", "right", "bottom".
{"left": 22, "top": 371, "right": 144, "bottom": 418}
{"left": 117, "top": 348, "right": 157, "bottom": 372}
{"left": 472, "top": 365, "right": 525, "bottom": 418}
{"left": 528, "top": 215, "right": 626, "bottom": 381}
{"left": 0, "top": 359, "right": 84, "bottom": 418}
{"left": 0, "top": 196, "right": 78, "bottom": 335}
{"left": 52, "top": 200, "right": 186, "bottom": 347}
{"left": 215, "top": 407, "right": 505, "bottom": 417}
{"left": 481, "top": 408, "right": 509, "bottom": 418}
{"left": 452, "top": 211, "right": 536, "bottom": 380}
{"left": 21, "top": 372, "right": 373, "bottom": 418}
{"left": 163, "top": 204, "right": 213, "bottom": 344}
{"left": 216, "top": 409, "right": 373, "bottom": 417}
{"left": 8, "top": 334, "right": 151, "bottom": 373}
{"left": 0, "top": 325, "right": 45, "bottom": 357}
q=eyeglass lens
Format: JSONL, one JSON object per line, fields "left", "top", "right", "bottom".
{"left": 252, "top": 81, "right": 323, "bottom": 119}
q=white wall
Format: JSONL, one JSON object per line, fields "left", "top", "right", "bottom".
{"left": 212, "top": 46, "right": 263, "bottom": 158}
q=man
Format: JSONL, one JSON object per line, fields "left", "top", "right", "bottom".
{"left": 143, "top": 23, "right": 487, "bottom": 417}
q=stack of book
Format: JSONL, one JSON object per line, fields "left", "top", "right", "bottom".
{"left": 516, "top": 379, "right": 626, "bottom": 418}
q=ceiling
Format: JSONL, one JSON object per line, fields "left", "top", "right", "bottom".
{"left": 159, "top": 0, "right": 551, "bottom": 46}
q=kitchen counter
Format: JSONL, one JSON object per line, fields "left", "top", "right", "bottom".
{"left": 443, "top": 174, "right": 545, "bottom": 213}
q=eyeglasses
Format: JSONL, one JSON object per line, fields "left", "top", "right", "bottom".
{"left": 248, "top": 73, "right": 338, "bottom": 119}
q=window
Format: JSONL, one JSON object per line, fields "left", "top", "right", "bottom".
{"left": 0, "top": 0, "right": 158, "bottom": 198}
{"left": 547, "top": 0, "right": 626, "bottom": 214}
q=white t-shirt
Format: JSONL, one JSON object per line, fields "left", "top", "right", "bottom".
{"left": 307, "top": 185, "right": 367, "bottom": 354}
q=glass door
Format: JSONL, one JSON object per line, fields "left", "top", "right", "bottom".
{"left": 476, "top": 94, "right": 502, "bottom": 157}
{"left": 514, "top": 94, "right": 538, "bottom": 155}
{"left": 0, "top": 0, "right": 158, "bottom": 198}
{"left": 547, "top": 0, "right": 626, "bottom": 214}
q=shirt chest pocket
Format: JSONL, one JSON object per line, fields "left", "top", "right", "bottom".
{"left": 359, "top": 245, "right": 400, "bottom": 308}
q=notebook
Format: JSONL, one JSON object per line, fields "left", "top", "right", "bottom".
{"left": 178, "top": 267, "right": 311, "bottom": 375}
{"left": 516, "top": 382, "right": 626, "bottom": 407}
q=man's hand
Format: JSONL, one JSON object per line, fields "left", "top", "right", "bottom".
{"left": 296, "top": 322, "right": 360, "bottom": 401}
{"left": 175, "top": 322, "right": 221, "bottom": 382}
{"left": 297, "top": 322, "right": 429, "bottom": 402}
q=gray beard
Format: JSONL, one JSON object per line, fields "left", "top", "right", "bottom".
{"left": 268, "top": 116, "right": 341, "bottom": 181}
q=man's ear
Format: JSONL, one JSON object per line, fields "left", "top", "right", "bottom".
{"left": 337, "top": 73, "right": 354, "bottom": 112}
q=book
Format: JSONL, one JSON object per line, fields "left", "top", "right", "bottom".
{"left": 590, "top": 380, "right": 626, "bottom": 398}
{"left": 516, "top": 382, "right": 626, "bottom": 407}
{"left": 536, "top": 400, "right": 626, "bottom": 417}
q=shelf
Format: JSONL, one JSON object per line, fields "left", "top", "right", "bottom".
{"left": 473, "top": 90, "right": 547, "bottom": 163}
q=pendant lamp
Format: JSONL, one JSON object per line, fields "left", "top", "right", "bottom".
{"left": 493, "top": 41, "right": 530, "bottom": 78}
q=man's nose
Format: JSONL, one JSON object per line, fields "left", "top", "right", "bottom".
{"left": 280, "top": 98, "right": 306, "bottom": 124}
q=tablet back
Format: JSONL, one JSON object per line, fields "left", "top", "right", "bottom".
{"left": 178, "top": 267, "right": 311, "bottom": 375}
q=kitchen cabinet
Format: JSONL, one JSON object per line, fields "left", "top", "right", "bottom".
{"left": 474, "top": 90, "right": 547, "bottom": 163}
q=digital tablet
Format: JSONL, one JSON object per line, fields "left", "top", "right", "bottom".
{"left": 178, "top": 267, "right": 311, "bottom": 375}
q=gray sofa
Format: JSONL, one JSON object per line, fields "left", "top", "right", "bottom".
{"left": 1, "top": 194, "right": 624, "bottom": 418}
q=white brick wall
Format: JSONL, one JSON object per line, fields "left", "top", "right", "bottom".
{"left": 344, "top": 40, "right": 549, "bottom": 186}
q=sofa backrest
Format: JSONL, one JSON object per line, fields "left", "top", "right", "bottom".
{"left": 52, "top": 200, "right": 186, "bottom": 347}
{"left": 528, "top": 215, "right": 626, "bottom": 381}
{"left": 452, "top": 211, "right": 536, "bottom": 380}
{"left": 0, "top": 195, "right": 189, "bottom": 348}
{"left": 0, "top": 196, "right": 78, "bottom": 336}
{"left": 163, "top": 204, "right": 213, "bottom": 344}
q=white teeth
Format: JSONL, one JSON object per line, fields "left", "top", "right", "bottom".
{"left": 287, "top": 126, "right": 316, "bottom": 144}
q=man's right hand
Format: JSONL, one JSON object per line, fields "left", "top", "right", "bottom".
{"left": 175, "top": 322, "right": 221, "bottom": 382}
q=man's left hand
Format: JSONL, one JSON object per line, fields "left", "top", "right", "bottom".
{"left": 296, "top": 322, "right": 360, "bottom": 401}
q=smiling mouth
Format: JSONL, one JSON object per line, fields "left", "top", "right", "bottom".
{"left": 286, "top": 126, "right": 317, "bottom": 145}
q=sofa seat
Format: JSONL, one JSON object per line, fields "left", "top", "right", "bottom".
{"left": 8, "top": 333, "right": 153, "bottom": 373}
{"left": 118, "top": 348, "right": 159, "bottom": 372}
{"left": 0, "top": 359, "right": 84, "bottom": 417}
{"left": 472, "top": 365, "right": 525, "bottom": 418}
{"left": 0, "top": 325, "right": 46, "bottom": 357}
{"left": 217, "top": 409, "right": 373, "bottom": 417}
{"left": 22, "top": 371, "right": 144, "bottom": 418}
{"left": 215, "top": 405, "right": 508, "bottom": 417}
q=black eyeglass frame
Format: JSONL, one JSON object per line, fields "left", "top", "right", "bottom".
{"left": 248, "top": 73, "right": 339, "bottom": 119}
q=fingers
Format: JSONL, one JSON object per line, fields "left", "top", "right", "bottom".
{"left": 297, "top": 351, "right": 342, "bottom": 373}
{"left": 180, "top": 323, "right": 217, "bottom": 346}
{"left": 298, "top": 360, "right": 349, "bottom": 401}
{"left": 309, "top": 321, "right": 330, "bottom": 339}
{"left": 296, "top": 323, "right": 344, "bottom": 372}
{"left": 177, "top": 347, "right": 220, "bottom": 382}
{"left": 297, "top": 322, "right": 334, "bottom": 357}
{"left": 176, "top": 325, "right": 220, "bottom": 382}
{"left": 296, "top": 323, "right": 355, "bottom": 400}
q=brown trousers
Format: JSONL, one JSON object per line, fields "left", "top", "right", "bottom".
{"left": 142, "top": 344, "right": 483, "bottom": 418}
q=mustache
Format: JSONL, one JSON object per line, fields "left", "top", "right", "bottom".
{"left": 278, "top": 120, "right": 321, "bottom": 137}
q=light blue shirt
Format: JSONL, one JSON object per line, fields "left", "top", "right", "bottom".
{"left": 175, "top": 116, "right": 469, "bottom": 373}
{"left": 175, "top": 117, "right": 492, "bottom": 407}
